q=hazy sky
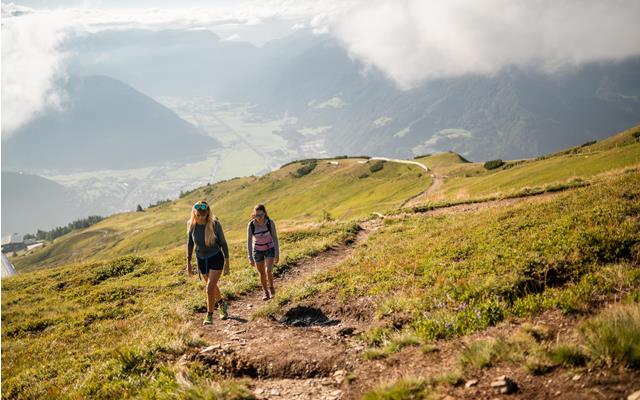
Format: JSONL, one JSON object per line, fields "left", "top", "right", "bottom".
{"left": 2, "top": 0, "right": 640, "bottom": 136}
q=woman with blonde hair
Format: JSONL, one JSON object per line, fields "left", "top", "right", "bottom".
{"left": 186, "top": 200, "right": 230, "bottom": 325}
{"left": 247, "top": 204, "right": 280, "bottom": 300}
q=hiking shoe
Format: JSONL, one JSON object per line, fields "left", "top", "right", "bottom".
{"left": 203, "top": 313, "right": 213, "bottom": 325}
{"left": 262, "top": 291, "right": 271, "bottom": 301}
{"left": 219, "top": 301, "right": 228, "bottom": 320}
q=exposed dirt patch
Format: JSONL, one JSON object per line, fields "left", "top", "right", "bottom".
{"left": 402, "top": 172, "right": 444, "bottom": 208}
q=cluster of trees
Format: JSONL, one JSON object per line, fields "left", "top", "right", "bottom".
{"left": 24, "top": 215, "right": 104, "bottom": 242}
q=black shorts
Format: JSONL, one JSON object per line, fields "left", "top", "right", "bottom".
{"left": 253, "top": 248, "right": 275, "bottom": 263}
{"left": 197, "top": 251, "right": 224, "bottom": 275}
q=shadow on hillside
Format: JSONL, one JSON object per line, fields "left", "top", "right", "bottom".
{"left": 279, "top": 306, "right": 340, "bottom": 327}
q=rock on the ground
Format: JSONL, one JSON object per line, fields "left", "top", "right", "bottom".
{"left": 490, "top": 375, "right": 518, "bottom": 394}
{"left": 465, "top": 379, "right": 478, "bottom": 388}
{"left": 628, "top": 390, "right": 640, "bottom": 400}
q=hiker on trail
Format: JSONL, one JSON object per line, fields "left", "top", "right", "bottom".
{"left": 247, "top": 204, "right": 280, "bottom": 300}
{"left": 186, "top": 200, "right": 230, "bottom": 325}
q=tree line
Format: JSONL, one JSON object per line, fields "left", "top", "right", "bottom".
{"left": 23, "top": 215, "right": 104, "bottom": 242}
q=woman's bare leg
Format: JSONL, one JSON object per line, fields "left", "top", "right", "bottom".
{"left": 264, "top": 257, "right": 275, "bottom": 294}
{"left": 255, "top": 261, "right": 269, "bottom": 297}
{"left": 206, "top": 269, "right": 223, "bottom": 312}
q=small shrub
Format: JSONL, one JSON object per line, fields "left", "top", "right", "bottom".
{"left": 548, "top": 344, "right": 588, "bottom": 367}
{"left": 369, "top": 161, "right": 385, "bottom": 173}
{"left": 295, "top": 160, "right": 317, "bottom": 177}
{"left": 524, "top": 355, "right": 555, "bottom": 375}
{"left": 478, "top": 299, "right": 505, "bottom": 327}
{"left": 361, "top": 326, "right": 391, "bottom": 347}
{"left": 5, "top": 319, "right": 55, "bottom": 337}
{"left": 579, "top": 303, "right": 640, "bottom": 368}
{"left": 91, "top": 256, "right": 146, "bottom": 284}
{"left": 358, "top": 173, "right": 370, "bottom": 179}
{"left": 580, "top": 140, "right": 597, "bottom": 147}
{"left": 521, "top": 323, "right": 552, "bottom": 342}
{"left": 115, "top": 348, "right": 156, "bottom": 375}
{"left": 632, "top": 130, "right": 640, "bottom": 139}
{"left": 421, "top": 344, "right": 438, "bottom": 354}
{"left": 322, "top": 210, "right": 334, "bottom": 222}
{"left": 363, "top": 378, "right": 432, "bottom": 400}
{"left": 363, "top": 348, "right": 387, "bottom": 360}
{"left": 460, "top": 340, "right": 496, "bottom": 370}
{"left": 483, "top": 159, "right": 504, "bottom": 170}
{"left": 428, "top": 371, "right": 463, "bottom": 386}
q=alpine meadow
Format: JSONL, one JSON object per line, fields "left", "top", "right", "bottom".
{"left": 3, "top": 125, "right": 640, "bottom": 399}
{"left": 3, "top": 2, "right": 640, "bottom": 399}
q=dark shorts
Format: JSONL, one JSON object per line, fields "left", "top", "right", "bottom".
{"left": 253, "top": 248, "right": 275, "bottom": 263}
{"left": 197, "top": 251, "right": 224, "bottom": 275}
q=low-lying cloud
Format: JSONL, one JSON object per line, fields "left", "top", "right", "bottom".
{"left": 331, "top": 0, "right": 640, "bottom": 88}
{"left": 1, "top": 1, "right": 349, "bottom": 137}
{"left": 2, "top": 0, "right": 640, "bottom": 135}
{"left": 2, "top": 5, "right": 70, "bottom": 135}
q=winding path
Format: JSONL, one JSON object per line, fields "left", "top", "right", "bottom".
{"left": 369, "top": 157, "right": 431, "bottom": 173}
{"left": 181, "top": 187, "right": 571, "bottom": 399}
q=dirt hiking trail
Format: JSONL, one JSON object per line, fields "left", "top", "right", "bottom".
{"left": 178, "top": 190, "right": 638, "bottom": 399}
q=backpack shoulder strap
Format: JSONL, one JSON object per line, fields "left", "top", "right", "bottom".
{"left": 250, "top": 220, "right": 255, "bottom": 235}
{"left": 266, "top": 218, "right": 272, "bottom": 235}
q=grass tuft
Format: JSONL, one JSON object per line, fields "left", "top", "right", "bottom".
{"left": 579, "top": 303, "right": 640, "bottom": 368}
{"left": 362, "top": 378, "right": 433, "bottom": 400}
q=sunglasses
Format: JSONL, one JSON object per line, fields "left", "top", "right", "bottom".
{"left": 194, "top": 203, "right": 208, "bottom": 211}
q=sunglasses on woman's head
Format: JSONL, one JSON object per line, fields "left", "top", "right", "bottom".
{"left": 194, "top": 203, "right": 208, "bottom": 211}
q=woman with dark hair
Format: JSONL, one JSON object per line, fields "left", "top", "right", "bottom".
{"left": 187, "top": 200, "right": 230, "bottom": 325}
{"left": 247, "top": 204, "right": 280, "bottom": 300}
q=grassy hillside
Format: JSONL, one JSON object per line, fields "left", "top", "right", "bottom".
{"left": 1, "top": 221, "right": 359, "bottom": 398}
{"left": 265, "top": 168, "right": 640, "bottom": 347}
{"left": 416, "top": 125, "right": 640, "bottom": 201}
{"left": 3, "top": 127, "right": 640, "bottom": 399}
{"left": 12, "top": 158, "right": 429, "bottom": 271}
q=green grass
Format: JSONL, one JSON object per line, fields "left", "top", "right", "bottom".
{"left": 362, "top": 332, "right": 422, "bottom": 360}
{"left": 579, "top": 303, "right": 640, "bottom": 368}
{"left": 1, "top": 222, "right": 357, "bottom": 399}
{"left": 264, "top": 171, "right": 640, "bottom": 343}
{"left": 414, "top": 152, "right": 469, "bottom": 169}
{"left": 4, "top": 127, "right": 640, "bottom": 398}
{"left": 12, "top": 158, "right": 428, "bottom": 271}
{"left": 436, "top": 133, "right": 640, "bottom": 200}
{"left": 362, "top": 378, "right": 435, "bottom": 400}
{"left": 547, "top": 344, "right": 588, "bottom": 367}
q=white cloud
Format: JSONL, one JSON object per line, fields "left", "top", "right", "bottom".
{"left": 412, "top": 128, "right": 472, "bottom": 154}
{"left": 3, "top": 0, "right": 640, "bottom": 134}
{"left": 372, "top": 116, "right": 392, "bottom": 127}
{"left": 393, "top": 127, "right": 409, "bottom": 138}
{"left": 291, "top": 23, "right": 306, "bottom": 31}
{"left": 331, "top": 0, "right": 640, "bottom": 89}
{"left": 2, "top": 5, "right": 71, "bottom": 137}
{"left": 308, "top": 96, "right": 347, "bottom": 109}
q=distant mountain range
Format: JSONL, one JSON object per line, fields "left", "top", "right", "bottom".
{"left": 66, "top": 29, "right": 640, "bottom": 161}
{"left": 1, "top": 171, "right": 92, "bottom": 236}
{"left": 1, "top": 75, "right": 219, "bottom": 173}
